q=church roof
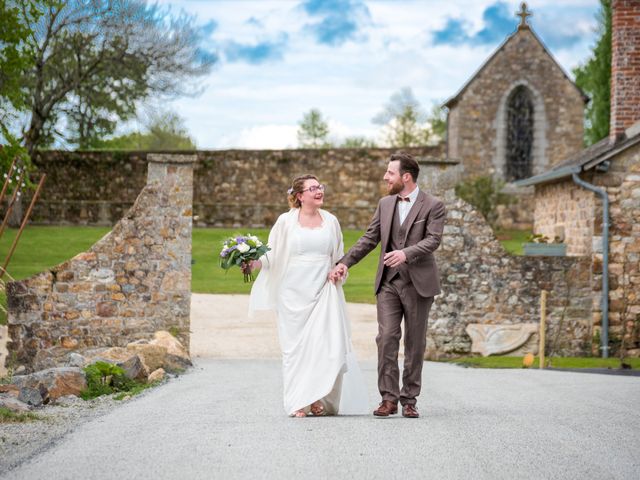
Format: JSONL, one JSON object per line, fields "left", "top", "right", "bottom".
{"left": 514, "top": 122, "right": 640, "bottom": 186}
{"left": 443, "top": 25, "right": 588, "bottom": 109}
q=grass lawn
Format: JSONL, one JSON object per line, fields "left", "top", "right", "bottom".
{"left": 0, "top": 224, "right": 531, "bottom": 325}
{"left": 494, "top": 228, "right": 531, "bottom": 256}
{"left": 445, "top": 356, "right": 640, "bottom": 370}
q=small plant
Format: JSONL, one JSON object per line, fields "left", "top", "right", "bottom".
{"left": 0, "top": 407, "right": 40, "bottom": 423}
{"left": 81, "top": 361, "right": 138, "bottom": 400}
{"left": 168, "top": 326, "right": 180, "bottom": 338}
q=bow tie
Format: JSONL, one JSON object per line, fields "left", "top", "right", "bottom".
{"left": 397, "top": 196, "right": 410, "bottom": 202}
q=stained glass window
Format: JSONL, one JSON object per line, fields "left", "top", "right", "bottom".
{"left": 506, "top": 86, "right": 534, "bottom": 181}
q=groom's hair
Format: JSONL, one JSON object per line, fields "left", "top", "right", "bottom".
{"left": 390, "top": 152, "right": 419, "bottom": 182}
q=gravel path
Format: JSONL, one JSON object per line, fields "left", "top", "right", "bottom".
{"left": 2, "top": 294, "right": 639, "bottom": 479}
{"left": 3, "top": 359, "right": 640, "bottom": 480}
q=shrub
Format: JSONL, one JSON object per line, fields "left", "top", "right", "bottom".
{"left": 454, "top": 176, "right": 514, "bottom": 228}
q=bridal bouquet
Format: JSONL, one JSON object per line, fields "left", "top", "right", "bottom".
{"left": 219, "top": 234, "right": 270, "bottom": 283}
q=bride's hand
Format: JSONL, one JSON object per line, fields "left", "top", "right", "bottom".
{"left": 241, "top": 260, "right": 260, "bottom": 275}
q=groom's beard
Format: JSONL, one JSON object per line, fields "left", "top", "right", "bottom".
{"left": 387, "top": 179, "right": 404, "bottom": 195}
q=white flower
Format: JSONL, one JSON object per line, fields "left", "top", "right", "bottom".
{"left": 237, "top": 243, "right": 250, "bottom": 253}
{"left": 255, "top": 241, "right": 263, "bottom": 247}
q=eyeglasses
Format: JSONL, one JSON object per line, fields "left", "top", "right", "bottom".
{"left": 302, "top": 184, "right": 326, "bottom": 193}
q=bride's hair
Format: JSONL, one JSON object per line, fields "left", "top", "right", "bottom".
{"left": 288, "top": 174, "right": 319, "bottom": 208}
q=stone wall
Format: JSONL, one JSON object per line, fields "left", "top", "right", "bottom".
{"left": 28, "top": 146, "right": 450, "bottom": 230}
{"left": 533, "top": 181, "right": 594, "bottom": 256}
{"left": 594, "top": 142, "right": 640, "bottom": 353}
{"left": 431, "top": 191, "right": 593, "bottom": 357}
{"left": 531, "top": 142, "right": 640, "bottom": 354}
{"left": 5, "top": 154, "right": 195, "bottom": 372}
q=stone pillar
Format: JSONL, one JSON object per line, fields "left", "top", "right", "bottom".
{"left": 5, "top": 154, "right": 196, "bottom": 372}
{"left": 610, "top": 0, "right": 640, "bottom": 141}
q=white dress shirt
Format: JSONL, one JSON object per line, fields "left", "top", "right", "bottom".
{"left": 397, "top": 186, "right": 419, "bottom": 224}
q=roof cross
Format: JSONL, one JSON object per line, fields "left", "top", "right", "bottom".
{"left": 516, "top": 2, "right": 532, "bottom": 29}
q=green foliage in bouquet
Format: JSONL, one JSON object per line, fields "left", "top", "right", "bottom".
{"left": 219, "top": 234, "right": 270, "bottom": 282}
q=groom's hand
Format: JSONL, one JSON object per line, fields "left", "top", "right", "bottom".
{"left": 383, "top": 250, "right": 406, "bottom": 268}
{"left": 328, "top": 263, "right": 348, "bottom": 284}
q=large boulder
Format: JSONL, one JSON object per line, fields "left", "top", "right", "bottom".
{"left": 0, "top": 394, "right": 31, "bottom": 413}
{"left": 11, "top": 367, "right": 87, "bottom": 403}
{"left": 150, "top": 331, "right": 192, "bottom": 372}
{"left": 126, "top": 341, "right": 168, "bottom": 372}
{"left": 118, "top": 354, "right": 148, "bottom": 383}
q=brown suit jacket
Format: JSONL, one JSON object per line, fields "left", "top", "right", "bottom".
{"left": 340, "top": 190, "right": 445, "bottom": 298}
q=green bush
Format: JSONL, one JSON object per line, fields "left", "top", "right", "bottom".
{"left": 81, "top": 361, "right": 138, "bottom": 400}
{"left": 454, "top": 176, "right": 514, "bottom": 228}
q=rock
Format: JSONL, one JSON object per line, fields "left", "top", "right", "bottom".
{"left": 147, "top": 368, "right": 165, "bottom": 383}
{"left": 14, "top": 365, "right": 26, "bottom": 375}
{"left": 466, "top": 323, "right": 539, "bottom": 357}
{"left": 0, "top": 394, "right": 31, "bottom": 413}
{"left": 126, "top": 342, "right": 167, "bottom": 372}
{"left": 118, "top": 355, "right": 148, "bottom": 382}
{"left": 87, "top": 347, "right": 132, "bottom": 364}
{"left": 61, "top": 337, "right": 79, "bottom": 349}
{"left": 18, "top": 387, "right": 44, "bottom": 407}
{"left": 0, "top": 384, "right": 20, "bottom": 397}
{"left": 150, "top": 331, "right": 192, "bottom": 372}
{"left": 67, "top": 352, "right": 87, "bottom": 368}
{"left": 625, "top": 348, "right": 640, "bottom": 358}
{"left": 163, "top": 354, "right": 192, "bottom": 373}
{"left": 11, "top": 367, "right": 87, "bottom": 403}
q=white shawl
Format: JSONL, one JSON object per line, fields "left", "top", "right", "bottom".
{"left": 248, "top": 208, "right": 344, "bottom": 317}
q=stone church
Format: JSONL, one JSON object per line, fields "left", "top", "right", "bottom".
{"left": 443, "top": 3, "right": 587, "bottom": 228}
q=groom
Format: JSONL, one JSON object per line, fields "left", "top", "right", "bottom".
{"left": 331, "top": 152, "right": 445, "bottom": 418}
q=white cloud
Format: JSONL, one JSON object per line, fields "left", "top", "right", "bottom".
{"left": 151, "top": 1, "right": 600, "bottom": 149}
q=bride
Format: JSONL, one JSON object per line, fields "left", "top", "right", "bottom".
{"left": 247, "top": 174, "right": 369, "bottom": 417}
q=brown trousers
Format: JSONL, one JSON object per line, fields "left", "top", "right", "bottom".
{"left": 376, "top": 274, "right": 433, "bottom": 406}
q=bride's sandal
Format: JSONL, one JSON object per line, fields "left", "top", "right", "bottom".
{"left": 290, "top": 409, "right": 307, "bottom": 418}
{"left": 310, "top": 401, "right": 326, "bottom": 416}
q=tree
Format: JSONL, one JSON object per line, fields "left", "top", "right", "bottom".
{"left": 3, "top": 0, "right": 215, "bottom": 154}
{"left": 297, "top": 109, "right": 331, "bottom": 148}
{"left": 373, "top": 87, "right": 446, "bottom": 147}
{"left": 90, "top": 111, "right": 196, "bottom": 150}
{"left": 340, "top": 136, "right": 377, "bottom": 148}
{"left": 428, "top": 101, "right": 447, "bottom": 140}
{"left": 573, "top": 0, "right": 611, "bottom": 146}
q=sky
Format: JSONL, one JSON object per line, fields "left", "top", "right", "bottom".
{"left": 148, "top": 0, "right": 602, "bottom": 150}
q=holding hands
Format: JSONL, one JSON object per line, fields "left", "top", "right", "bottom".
{"left": 329, "top": 263, "right": 348, "bottom": 284}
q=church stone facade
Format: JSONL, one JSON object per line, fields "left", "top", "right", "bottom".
{"left": 444, "top": 9, "right": 587, "bottom": 228}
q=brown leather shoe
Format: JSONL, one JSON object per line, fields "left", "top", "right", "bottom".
{"left": 402, "top": 404, "right": 419, "bottom": 418}
{"left": 373, "top": 400, "right": 398, "bottom": 416}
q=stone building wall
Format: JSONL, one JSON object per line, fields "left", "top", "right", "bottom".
{"left": 533, "top": 181, "right": 594, "bottom": 256}
{"left": 592, "top": 143, "right": 640, "bottom": 353}
{"left": 5, "top": 154, "right": 195, "bottom": 372}
{"left": 446, "top": 27, "right": 585, "bottom": 178}
{"left": 28, "top": 146, "right": 449, "bottom": 230}
{"left": 530, "top": 142, "right": 640, "bottom": 354}
{"left": 432, "top": 191, "right": 593, "bottom": 357}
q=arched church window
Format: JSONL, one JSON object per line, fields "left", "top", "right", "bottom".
{"left": 506, "top": 85, "right": 534, "bottom": 181}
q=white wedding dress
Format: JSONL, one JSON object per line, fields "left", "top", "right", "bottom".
{"left": 249, "top": 209, "right": 369, "bottom": 416}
